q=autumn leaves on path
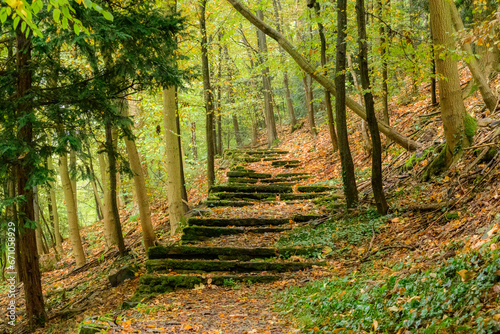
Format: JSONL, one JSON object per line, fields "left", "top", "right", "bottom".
{"left": 139, "top": 148, "right": 340, "bottom": 300}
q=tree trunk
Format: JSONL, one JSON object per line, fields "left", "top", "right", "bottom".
{"left": 431, "top": 48, "right": 438, "bottom": 106}
{"left": 105, "top": 122, "right": 126, "bottom": 256}
{"left": 377, "top": 0, "right": 390, "bottom": 125}
{"left": 190, "top": 122, "right": 198, "bottom": 160}
{"left": 47, "top": 156, "right": 63, "bottom": 254}
{"left": 175, "top": 100, "right": 189, "bottom": 212}
{"left": 59, "top": 153, "right": 86, "bottom": 266}
{"left": 98, "top": 151, "right": 116, "bottom": 247}
{"left": 232, "top": 115, "right": 242, "bottom": 146}
{"left": 33, "top": 186, "right": 46, "bottom": 255}
{"left": 200, "top": 0, "right": 216, "bottom": 188}
{"left": 256, "top": 10, "right": 278, "bottom": 147}
{"left": 272, "top": 0, "right": 297, "bottom": 131}
{"left": 347, "top": 53, "right": 373, "bottom": 156}
{"left": 429, "top": 0, "right": 475, "bottom": 168}
{"left": 303, "top": 75, "right": 317, "bottom": 136}
{"left": 449, "top": 1, "right": 498, "bottom": 112}
{"left": 356, "top": 0, "right": 389, "bottom": 215}
{"left": 314, "top": 2, "right": 338, "bottom": 149}
{"left": 336, "top": 0, "right": 359, "bottom": 208}
{"left": 226, "top": 0, "right": 420, "bottom": 151}
{"left": 122, "top": 100, "right": 156, "bottom": 251}
{"left": 69, "top": 149, "right": 77, "bottom": 203}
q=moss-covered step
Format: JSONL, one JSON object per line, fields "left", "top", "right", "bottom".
{"left": 296, "top": 185, "right": 335, "bottom": 193}
{"left": 181, "top": 226, "right": 291, "bottom": 242}
{"left": 147, "top": 245, "right": 323, "bottom": 260}
{"left": 212, "top": 192, "right": 326, "bottom": 201}
{"left": 271, "top": 160, "right": 300, "bottom": 167}
{"left": 283, "top": 164, "right": 300, "bottom": 169}
{"left": 226, "top": 171, "right": 272, "bottom": 179}
{"left": 139, "top": 274, "right": 281, "bottom": 293}
{"left": 145, "top": 259, "right": 326, "bottom": 274}
{"left": 276, "top": 172, "right": 309, "bottom": 177}
{"left": 228, "top": 176, "right": 309, "bottom": 184}
{"left": 188, "top": 217, "right": 291, "bottom": 227}
{"left": 210, "top": 184, "right": 293, "bottom": 194}
{"left": 244, "top": 150, "right": 289, "bottom": 155}
{"left": 203, "top": 200, "right": 255, "bottom": 207}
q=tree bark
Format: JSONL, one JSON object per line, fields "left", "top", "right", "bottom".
{"left": 98, "top": 151, "right": 116, "bottom": 247}
{"left": 47, "top": 156, "right": 62, "bottom": 254}
{"left": 356, "top": 0, "right": 389, "bottom": 215}
{"left": 226, "top": 0, "right": 420, "bottom": 151}
{"left": 122, "top": 99, "right": 156, "bottom": 251}
{"left": 105, "top": 122, "right": 126, "bottom": 256}
{"left": 175, "top": 99, "right": 189, "bottom": 212}
{"left": 303, "top": 74, "right": 317, "bottom": 136}
{"left": 200, "top": 0, "right": 216, "bottom": 188}
{"left": 377, "top": 0, "right": 390, "bottom": 125}
{"left": 430, "top": 0, "right": 475, "bottom": 167}
{"left": 256, "top": 10, "right": 278, "bottom": 147}
{"left": 190, "top": 122, "right": 198, "bottom": 160}
{"left": 449, "top": 0, "right": 498, "bottom": 112}
{"left": 59, "top": 153, "right": 86, "bottom": 266}
{"left": 272, "top": 0, "right": 297, "bottom": 130}
{"left": 69, "top": 149, "right": 77, "bottom": 203}
{"left": 33, "top": 186, "right": 47, "bottom": 255}
{"left": 313, "top": 2, "right": 338, "bottom": 149}
{"left": 336, "top": 0, "right": 359, "bottom": 208}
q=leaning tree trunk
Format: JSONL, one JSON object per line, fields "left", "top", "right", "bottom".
{"left": 429, "top": 0, "right": 476, "bottom": 171}
{"left": 122, "top": 100, "right": 156, "bottom": 251}
{"left": 356, "top": 0, "right": 389, "bottom": 215}
{"left": 449, "top": 0, "right": 498, "bottom": 112}
{"left": 59, "top": 153, "right": 86, "bottom": 267}
{"left": 226, "top": 0, "right": 420, "bottom": 151}
{"left": 336, "top": 0, "right": 359, "bottom": 208}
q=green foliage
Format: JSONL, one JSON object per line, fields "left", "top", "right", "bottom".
{"left": 276, "top": 244, "right": 500, "bottom": 333}
{"left": 464, "top": 113, "right": 478, "bottom": 143}
{"left": 277, "top": 210, "right": 384, "bottom": 258}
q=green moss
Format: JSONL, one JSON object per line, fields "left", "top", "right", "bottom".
{"left": 464, "top": 113, "right": 478, "bottom": 143}
{"left": 296, "top": 185, "right": 334, "bottom": 193}
{"left": 421, "top": 144, "right": 448, "bottom": 181}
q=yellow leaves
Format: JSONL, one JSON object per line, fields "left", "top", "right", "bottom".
{"left": 457, "top": 269, "right": 474, "bottom": 282}
{"left": 373, "top": 319, "right": 379, "bottom": 330}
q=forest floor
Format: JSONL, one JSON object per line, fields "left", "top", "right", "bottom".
{"left": 1, "top": 68, "right": 500, "bottom": 333}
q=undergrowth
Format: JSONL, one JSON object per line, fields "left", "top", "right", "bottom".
{"left": 277, "top": 210, "right": 386, "bottom": 258}
{"left": 275, "top": 237, "right": 500, "bottom": 333}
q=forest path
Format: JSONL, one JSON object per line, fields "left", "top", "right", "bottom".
{"left": 101, "top": 149, "right": 343, "bottom": 333}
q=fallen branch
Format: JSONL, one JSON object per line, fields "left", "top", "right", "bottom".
{"left": 360, "top": 244, "right": 416, "bottom": 263}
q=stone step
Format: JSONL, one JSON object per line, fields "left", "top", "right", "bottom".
{"left": 276, "top": 172, "right": 309, "bottom": 177}
{"left": 147, "top": 246, "right": 322, "bottom": 260}
{"left": 271, "top": 160, "right": 300, "bottom": 167}
{"left": 211, "top": 192, "right": 327, "bottom": 201}
{"left": 226, "top": 171, "right": 272, "bottom": 179}
{"left": 244, "top": 150, "right": 289, "bottom": 156}
{"left": 227, "top": 176, "right": 310, "bottom": 184}
{"left": 181, "top": 226, "right": 291, "bottom": 242}
{"left": 297, "top": 185, "right": 335, "bottom": 193}
{"left": 283, "top": 164, "right": 300, "bottom": 169}
{"left": 242, "top": 157, "right": 280, "bottom": 163}
{"left": 139, "top": 274, "right": 281, "bottom": 294}
{"left": 210, "top": 184, "right": 293, "bottom": 194}
{"left": 145, "top": 259, "right": 326, "bottom": 274}
{"left": 187, "top": 215, "right": 320, "bottom": 227}
{"left": 203, "top": 200, "right": 255, "bottom": 207}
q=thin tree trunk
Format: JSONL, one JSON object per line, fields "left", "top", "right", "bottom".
{"left": 69, "top": 149, "right": 77, "bottom": 202}
{"left": 256, "top": 10, "right": 278, "bottom": 147}
{"left": 303, "top": 75, "right": 317, "bottom": 136}
{"left": 47, "top": 156, "right": 62, "bottom": 253}
{"left": 313, "top": 1, "right": 338, "bottom": 149}
{"left": 378, "top": 0, "right": 390, "bottom": 124}
{"left": 122, "top": 100, "right": 156, "bottom": 250}
{"left": 272, "top": 0, "right": 297, "bottom": 130}
{"left": 175, "top": 99, "right": 189, "bottom": 212}
{"left": 33, "top": 186, "right": 46, "bottom": 255}
{"left": 200, "top": 0, "right": 216, "bottom": 188}
{"left": 356, "top": 0, "right": 389, "bottom": 215}
{"left": 59, "top": 153, "right": 86, "bottom": 266}
{"left": 347, "top": 53, "right": 373, "bottom": 156}
{"left": 191, "top": 122, "right": 198, "bottom": 160}
{"left": 105, "top": 122, "right": 126, "bottom": 256}
{"left": 336, "top": 0, "right": 359, "bottom": 208}
{"left": 98, "top": 151, "right": 116, "bottom": 247}
{"left": 226, "top": 0, "right": 420, "bottom": 151}
{"left": 449, "top": 1, "right": 498, "bottom": 112}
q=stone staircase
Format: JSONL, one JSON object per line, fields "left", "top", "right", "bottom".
{"left": 139, "top": 149, "right": 336, "bottom": 294}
